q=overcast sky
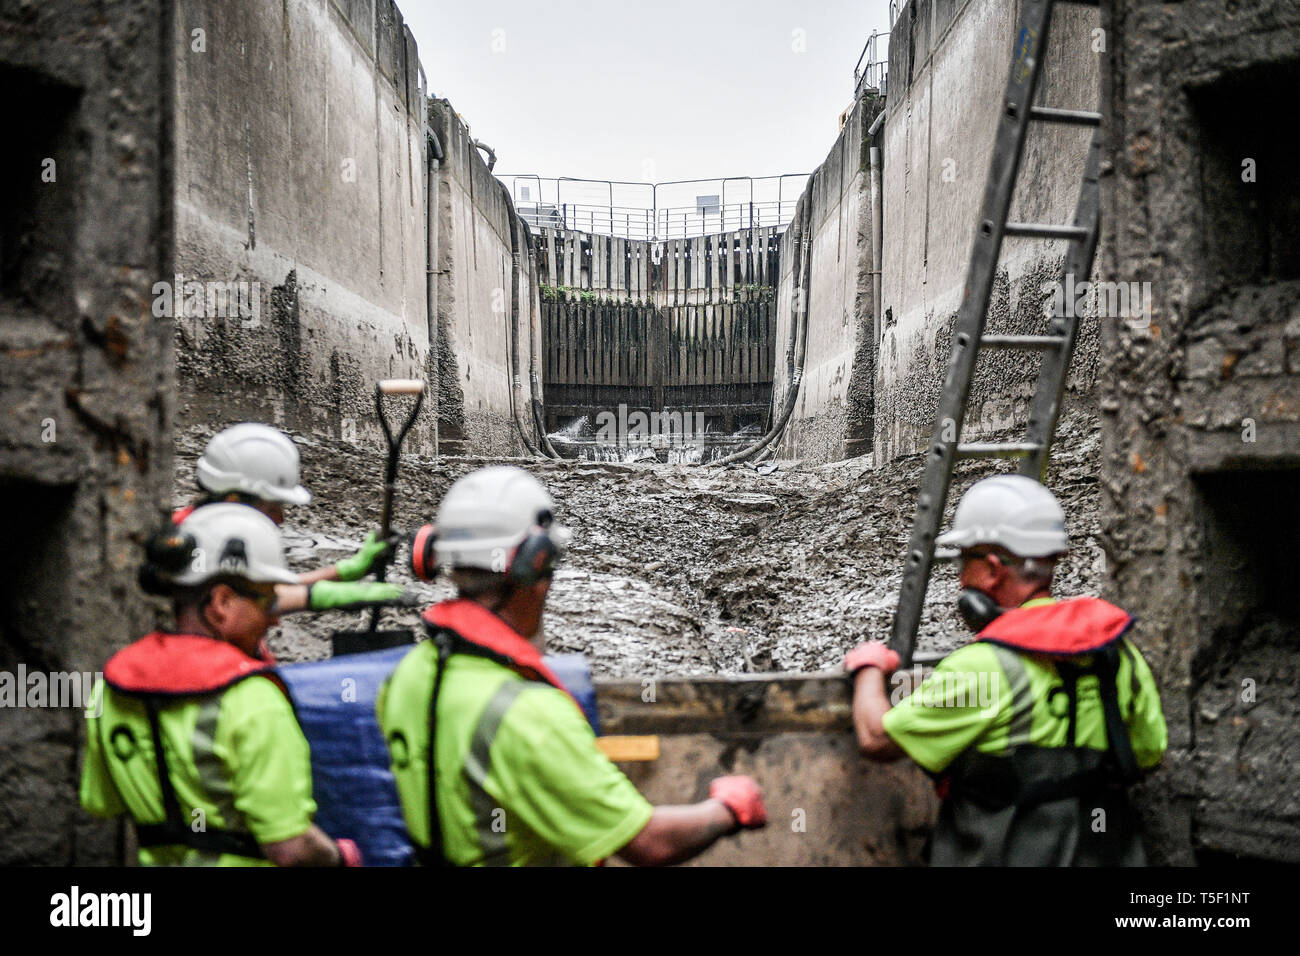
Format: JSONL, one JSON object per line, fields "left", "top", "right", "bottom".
{"left": 401, "top": 0, "right": 893, "bottom": 193}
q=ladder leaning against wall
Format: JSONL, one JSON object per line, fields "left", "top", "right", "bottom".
{"left": 889, "top": 0, "right": 1103, "bottom": 667}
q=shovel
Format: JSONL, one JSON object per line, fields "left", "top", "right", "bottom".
{"left": 331, "top": 379, "right": 426, "bottom": 657}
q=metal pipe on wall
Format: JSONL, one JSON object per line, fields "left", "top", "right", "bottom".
{"left": 870, "top": 144, "right": 883, "bottom": 349}
{"left": 505, "top": 191, "right": 541, "bottom": 457}
{"left": 498, "top": 179, "right": 560, "bottom": 459}
{"left": 427, "top": 127, "right": 444, "bottom": 459}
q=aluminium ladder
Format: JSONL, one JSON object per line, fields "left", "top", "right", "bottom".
{"left": 889, "top": 0, "right": 1103, "bottom": 667}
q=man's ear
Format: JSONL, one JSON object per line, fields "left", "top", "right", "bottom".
{"left": 205, "top": 582, "right": 235, "bottom": 623}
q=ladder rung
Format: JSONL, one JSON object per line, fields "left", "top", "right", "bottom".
{"left": 955, "top": 442, "right": 1042, "bottom": 460}
{"left": 980, "top": 334, "right": 1066, "bottom": 350}
{"left": 912, "top": 651, "right": 948, "bottom": 666}
{"left": 1004, "top": 222, "right": 1091, "bottom": 241}
{"left": 1030, "top": 106, "right": 1102, "bottom": 127}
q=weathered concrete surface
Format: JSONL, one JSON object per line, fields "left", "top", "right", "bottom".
{"left": 1099, "top": 0, "right": 1300, "bottom": 865}
{"left": 876, "top": 0, "right": 1101, "bottom": 463}
{"left": 0, "top": 0, "right": 174, "bottom": 865}
{"left": 173, "top": 0, "right": 433, "bottom": 452}
{"left": 598, "top": 675, "right": 937, "bottom": 866}
{"left": 429, "top": 98, "right": 543, "bottom": 456}
{"left": 772, "top": 93, "right": 882, "bottom": 465}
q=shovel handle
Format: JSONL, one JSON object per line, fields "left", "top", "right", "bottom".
{"left": 370, "top": 380, "right": 426, "bottom": 632}
{"left": 374, "top": 381, "right": 427, "bottom": 537}
{"left": 378, "top": 379, "right": 426, "bottom": 395}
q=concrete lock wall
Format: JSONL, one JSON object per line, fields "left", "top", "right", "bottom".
{"left": 172, "top": 0, "right": 543, "bottom": 459}
{"left": 0, "top": 0, "right": 175, "bottom": 865}
{"left": 874, "top": 0, "right": 1102, "bottom": 463}
{"left": 771, "top": 93, "right": 881, "bottom": 464}
{"left": 1100, "top": 0, "right": 1300, "bottom": 865}
{"left": 429, "top": 98, "right": 545, "bottom": 456}
{"left": 173, "top": 0, "right": 432, "bottom": 451}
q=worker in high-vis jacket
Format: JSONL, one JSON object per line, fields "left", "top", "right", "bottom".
{"left": 848, "top": 475, "right": 1167, "bottom": 865}
{"left": 173, "top": 422, "right": 400, "bottom": 615}
{"left": 80, "top": 503, "right": 363, "bottom": 867}
{"left": 378, "top": 466, "right": 767, "bottom": 866}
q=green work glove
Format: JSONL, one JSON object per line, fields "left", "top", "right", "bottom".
{"left": 308, "top": 580, "right": 418, "bottom": 611}
{"left": 334, "top": 531, "right": 397, "bottom": 582}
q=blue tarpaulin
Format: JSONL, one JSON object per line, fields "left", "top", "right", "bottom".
{"left": 279, "top": 645, "right": 597, "bottom": 867}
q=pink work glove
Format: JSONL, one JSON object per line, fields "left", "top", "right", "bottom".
{"left": 336, "top": 838, "right": 364, "bottom": 867}
{"left": 710, "top": 775, "right": 767, "bottom": 831}
{"left": 843, "top": 641, "right": 901, "bottom": 676}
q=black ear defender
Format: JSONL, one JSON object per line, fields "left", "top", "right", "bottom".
{"left": 957, "top": 588, "right": 1004, "bottom": 633}
{"left": 506, "top": 508, "right": 561, "bottom": 587}
{"left": 139, "top": 526, "right": 198, "bottom": 596}
{"left": 507, "top": 531, "right": 559, "bottom": 587}
{"left": 410, "top": 524, "right": 439, "bottom": 581}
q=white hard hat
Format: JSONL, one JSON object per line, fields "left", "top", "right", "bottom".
{"left": 936, "top": 474, "right": 1069, "bottom": 558}
{"left": 171, "top": 503, "right": 300, "bottom": 586}
{"left": 196, "top": 423, "right": 311, "bottom": 505}
{"left": 435, "top": 466, "right": 570, "bottom": 571}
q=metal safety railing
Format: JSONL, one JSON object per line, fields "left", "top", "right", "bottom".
{"left": 495, "top": 174, "right": 811, "bottom": 240}
{"left": 853, "top": 30, "right": 890, "bottom": 100}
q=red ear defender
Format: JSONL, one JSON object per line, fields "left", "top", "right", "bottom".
{"left": 410, "top": 524, "right": 439, "bottom": 581}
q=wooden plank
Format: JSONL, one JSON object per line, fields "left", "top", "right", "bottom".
{"left": 549, "top": 304, "right": 557, "bottom": 390}
{"left": 704, "top": 304, "right": 714, "bottom": 387}
{"left": 594, "top": 302, "right": 603, "bottom": 387}
{"left": 620, "top": 304, "right": 629, "bottom": 386}
{"left": 556, "top": 300, "right": 564, "bottom": 388}
{"left": 612, "top": 237, "right": 624, "bottom": 296}
{"left": 636, "top": 242, "right": 645, "bottom": 300}
{"left": 595, "top": 673, "right": 856, "bottom": 735}
{"left": 586, "top": 302, "right": 596, "bottom": 393}
{"left": 557, "top": 303, "right": 565, "bottom": 387}
{"left": 693, "top": 305, "right": 702, "bottom": 388}
{"left": 759, "top": 303, "right": 769, "bottom": 385}
{"left": 704, "top": 303, "right": 714, "bottom": 387}
{"left": 669, "top": 239, "right": 679, "bottom": 304}
{"left": 606, "top": 303, "right": 615, "bottom": 387}
{"left": 701, "top": 235, "right": 712, "bottom": 298}
{"left": 728, "top": 302, "right": 738, "bottom": 384}
{"left": 689, "top": 236, "right": 701, "bottom": 298}
{"left": 596, "top": 735, "right": 660, "bottom": 762}
{"left": 726, "top": 231, "right": 736, "bottom": 293}
{"left": 684, "top": 305, "right": 693, "bottom": 388}
{"left": 542, "top": 302, "right": 551, "bottom": 382}
{"left": 716, "top": 302, "right": 725, "bottom": 387}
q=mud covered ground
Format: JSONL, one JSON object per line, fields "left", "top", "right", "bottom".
{"left": 175, "top": 409, "right": 1103, "bottom": 680}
